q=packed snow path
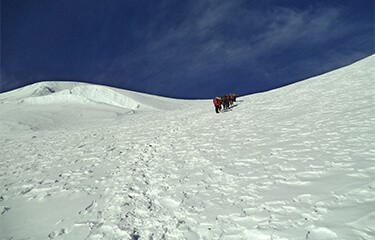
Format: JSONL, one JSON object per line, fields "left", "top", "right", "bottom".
{"left": 0, "top": 56, "right": 374, "bottom": 239}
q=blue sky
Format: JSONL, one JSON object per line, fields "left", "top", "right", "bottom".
{"left": 1, "top": 0, "right": 374, "bottom": 99}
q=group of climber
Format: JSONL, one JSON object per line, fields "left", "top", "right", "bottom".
{"left": 213, "top": 93, "right": 238, "bottom": 113}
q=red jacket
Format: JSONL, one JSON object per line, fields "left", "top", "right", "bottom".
{"left": 213, "top": 98, "right": 221, "bottom": 107}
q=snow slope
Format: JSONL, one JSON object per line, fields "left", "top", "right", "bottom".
{"left": 0, "top": 82, "right": 195, "bottom": 132}
{"left": 0, "top": 81, "right": 190, "bottom": 110}
{"left": 0, "top": 55, "right": 374, "bottom": 240}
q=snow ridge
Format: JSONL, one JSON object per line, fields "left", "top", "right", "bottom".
{"left": 0, "top": 81, "right": 194, "bottom": 111}
{"left": 24, "top": 85, "right": 142, "bottom": 110}
{"left": 0, "top": 81, "right": 197, "bottom": 131}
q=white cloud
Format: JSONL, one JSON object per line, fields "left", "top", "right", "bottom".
{"left": 224, "top": 7, "right": 348, "bottom": 62}
{"left": 106, "top": 2, "right": 358, "bottom": 82}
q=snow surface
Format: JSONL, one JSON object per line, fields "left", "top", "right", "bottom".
{"left": 0, "top": 55, "right": 374, "bottom": 240}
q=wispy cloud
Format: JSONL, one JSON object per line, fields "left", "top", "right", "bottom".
{"left": 223, "top": 7, "right": 352, "bottom": 63}
{"left": 2, "top": 0, "right": 372, "bottom": 96}
{"left": 155, "top": 4, "right": 346, "bottom": 62}
{"left": 96, "top": 1, "right": 371, "bottom": 96}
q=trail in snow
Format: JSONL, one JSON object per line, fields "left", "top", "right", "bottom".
{"left": 0, "top": 55, "right": 374, "bottom": 240}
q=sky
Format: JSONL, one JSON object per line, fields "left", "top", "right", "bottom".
{"left": 1, "top": 0, "right": 374, "bottom": 99}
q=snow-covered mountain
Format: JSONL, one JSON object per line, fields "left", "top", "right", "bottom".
{"left": 0, "top": 55, "right": 374, "bottom": 240}
{"left": 0, "top": 81, "right": 192, "bottom": 110}
{"left": 0, "top": 81, "right": 197, "bottom": 132}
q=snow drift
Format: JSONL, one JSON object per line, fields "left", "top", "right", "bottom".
{"left": 0, "top": 81, "right": 196, "bottom": 132}
{"left": 0, "top": 81, "right": 190, "bottom": 110}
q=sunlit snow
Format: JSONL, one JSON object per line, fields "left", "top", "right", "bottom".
{"left": 0, "top": 55, "right": 374, "bottom": 239}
